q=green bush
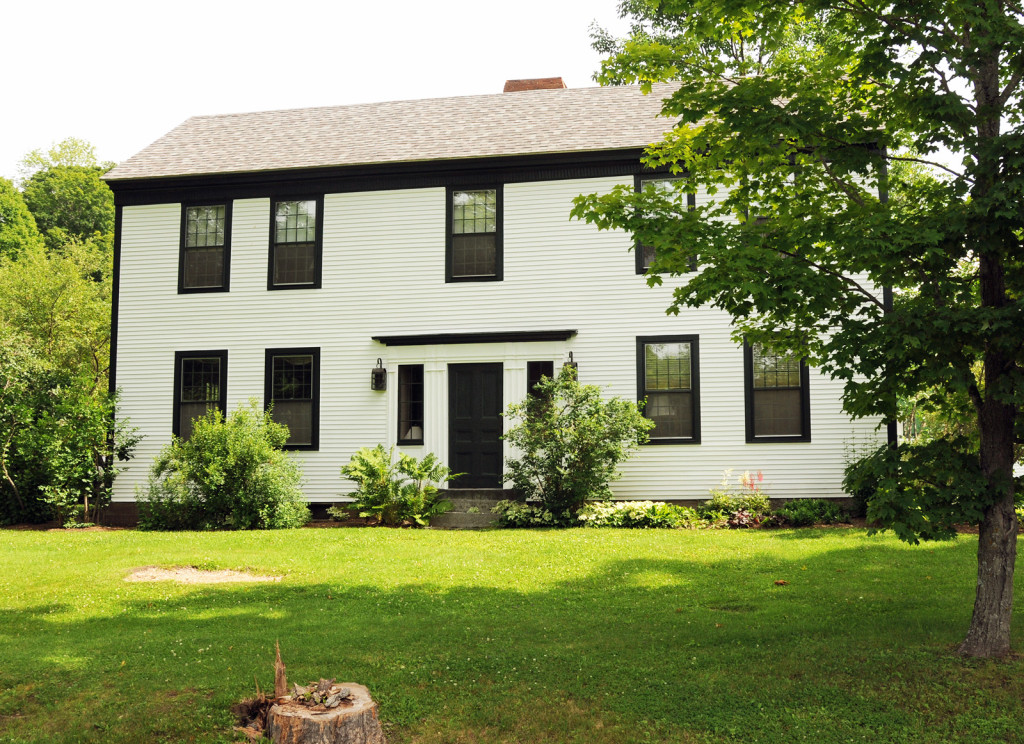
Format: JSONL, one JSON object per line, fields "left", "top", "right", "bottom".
{"left": 502, "top": 366, "right": 653, "bottom": 521}
{"left": 490, "top": 500, "right": 567, "bottom": 528}
{"left": 340, "top": 445, "right": 452, "bottom": 527}
{"left": 577, "top": 500, "right": 700, "bottom": 529}
{"left": 138, "top": 401, "right": 309, "bottom": 530}
{"left": 774, "top": 498, "right": 845, "bottom": 527}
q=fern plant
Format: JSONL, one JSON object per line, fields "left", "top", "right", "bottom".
{"left": 340, "top": 445, "right": 454, "bottom": 526}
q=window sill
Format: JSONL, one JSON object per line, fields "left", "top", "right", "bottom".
{"left": 268, "top": 283, "right": 321, "bottom": 291}
{"left": 445, "top": 275, "right": 502, "bottom": 283}
{"left": 745, "top": 435, "right": 811, "bottom": 444}
{"left": 178, "top": 286, "right": 229, "bottom": 294}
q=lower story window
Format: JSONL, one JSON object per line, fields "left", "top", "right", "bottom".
{"left": 526, "top": 360, "right": 554, "bottom": 397}
{"left": 637, "top": 336, "right": 700, "bottom": 444}
{"left": 398, "top": 365, "right": 424, "bottom": 444}
{"left": 265, "top": 348, "right": 319, "bottom": 449}
{"left": 173, "top": 351, "right": 227, "bottom": 440}
{"left": 745, "top": 341, "right": 810, "bottom": 441}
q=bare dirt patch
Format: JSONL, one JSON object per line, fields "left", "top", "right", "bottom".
{"left": 125, "top": 566, "right": 283, "bottom": 584}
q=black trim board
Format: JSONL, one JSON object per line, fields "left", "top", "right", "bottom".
{"left": 109, "top": 205, "right": 122, "bottom": 396}
{"left": 743, "top": 342, "right": 812, "bottom": 443}
{"left": 264, "top": 347, "right": 321, "bottom": 451}
{"left": 637, "top": 335, "right": 702, "bottom": 445}
{"left": 178, "top": 201, "right": 232, "bottom": 294}
{"left": 107, "top": 149, "right": 650, "bottom": 206}
{"left": 373, "top": 330, "right": 577, "bottom": 347}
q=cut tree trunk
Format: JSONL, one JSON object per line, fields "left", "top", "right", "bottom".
{"left": 265, "top": 683, "right": 385, "bottom": 744}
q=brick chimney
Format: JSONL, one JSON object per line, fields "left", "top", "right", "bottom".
{"left": 503, "top": 77, "right": 568, "bottom": 93}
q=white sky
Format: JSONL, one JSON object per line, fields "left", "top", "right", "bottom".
{"left": 1, "top": 0, "right": 632, "bottom": 181}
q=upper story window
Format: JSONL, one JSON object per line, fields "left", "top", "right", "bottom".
{"left": 634, "top": 176, "right": 697, "bottom": 274}
{"left": 637, "top": 335, "right": 701, "bottom": 444}
{"left": 265, "top": 348, "right": 320, "bottom": 449}
{"left": 270, "top": 198, "right": 322, "bottom": 290}
{"left": 447, "top": 187, "right": 502, "bottom": 282}
{"left": 744, "top": 342, "right": 810, "bottom": 442}
{"left": 173, "top": 350, "right": 227, "bottom": 440}
{"left": 180, "top": 204, "right": 230, "bottom": 292}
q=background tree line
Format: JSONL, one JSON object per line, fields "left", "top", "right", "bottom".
{"left": 0, "top": 138, "right": 136, "bottom": 526}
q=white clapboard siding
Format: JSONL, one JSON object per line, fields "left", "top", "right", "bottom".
{"left": 113, "top": 177, "right": 886, "bottom": 503}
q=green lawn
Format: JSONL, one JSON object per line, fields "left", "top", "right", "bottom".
{"left": 0, "top": 527, "right": 1021, "bottom": 744}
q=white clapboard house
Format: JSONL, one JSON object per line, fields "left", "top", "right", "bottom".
{"left": 104, "top": 77, "right": 886, "bottom": 510}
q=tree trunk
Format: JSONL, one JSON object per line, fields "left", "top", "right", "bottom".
{"left": 959, "top": 247, "right": 1018, "bottom": 658}
{"left": 958, "top": 47, "right": 1019, "bottom": 657}
{"left": 958, "top": 492, "right": 1018, "bottom": 657}
{"left": 265, "top": 683, "right": 385, "bottom": 744}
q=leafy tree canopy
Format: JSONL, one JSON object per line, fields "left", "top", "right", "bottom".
{"left": 573, "top": 0, "right": 1023, "bottom": 657}
{"left": 0, "top": 238, "right": 111, "bottom": 385}
{"left": 0, "top": 178, "right": 43, "bottom": 259}
{"left": 21, "top": 166, "right": 114, "bottom": 251}
{"left": 17, "top": 137, "right": 113, "bottom": 184}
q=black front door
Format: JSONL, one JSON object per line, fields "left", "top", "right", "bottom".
{"left": 448, "top": 363, "right": 503, "bottom": 488}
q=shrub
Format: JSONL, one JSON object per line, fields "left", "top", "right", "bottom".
{"left": 502, "top": 366, "right": 653, "bottom": 519}
{"left": 700, "top": 470, "right": 772, "bottom": 527}
{"left": 578, "top": 500, "right": 700, "bottom": 529}
{"left": 774, "top": 498, "right": 845, "bottom": 527}
{"left": 340, "top": 445, "right": 452, "bottom": 527}
{"left": 490, "top": 500, "right": 566, "bottom": 528}
{"left": 138, "top": 401, "right": 309, "bottom": 530}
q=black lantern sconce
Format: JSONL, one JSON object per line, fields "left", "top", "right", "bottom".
{"left": 371, "top": 358, "right": 387, "bottom": 391}
{"left": 563, "top": 351, "right": 578, "bottom": 375}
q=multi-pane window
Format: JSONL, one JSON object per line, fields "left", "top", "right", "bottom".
{"left": 266, "top": 348, "right": 319, "bottom": 449}
{"left": 448, "top": 188, "right": 501, "bottom": 281}
{"left": 398, "top": 365, "right": 425, "bottom": 444}
{"left": 173, "top": 351, "right": 226, "bottom": 440}
{"left": 526, "top": 360, "right": 554, "bottom": 398}
{"left": 181, "top": 204, "right": 229, "bottom": 291}
{"left": 270, "top": 199, "right": 320, "bottom": 288}
{"left": 745, "top": 342, "right": 810, "bottom": 441}
{"left": 635, "top": 177, "right": 697, "bottom": 274}
{"left": 637, "top": 336, "right": 700, "bottom": 443}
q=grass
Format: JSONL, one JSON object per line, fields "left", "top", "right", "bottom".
{"left": 0, "top": 527, "right": 1021, "bottom": 743}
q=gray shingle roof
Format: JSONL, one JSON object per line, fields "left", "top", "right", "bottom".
{"left": 105, "top": 84, "right": 678, "bottom": 181}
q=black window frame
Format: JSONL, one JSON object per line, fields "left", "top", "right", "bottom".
{"left": 636, "top": 335, "right": 701, "bottom": 445}
{"left": 446, "top": 185, "right": 503, "bottom": 283}
{"left": 264, "top": 347, "right": 320, "bottom": 450}
{"left": 268, "top": 196, "right": 324, "bottom": 290}
{"left": 744, "top": 341, "right": 811, "bottom": 443}
{"left": 633, "top": 175, "right": 697, "bottom": 275}
{"left": 397, "top": 364, "right": 425, "bottom": 445}
{"left": 179, "top": 202, "right": 231, "bottom": 293}
{"left": 172, "top": 350, "right": 228, "bottom": 439}
{"left": 526, "top": 360, "right": 555, "bottom": 398}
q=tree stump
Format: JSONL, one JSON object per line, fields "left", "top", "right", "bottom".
{"left": 265, "top": 683, "right": 385, "bottom": 744}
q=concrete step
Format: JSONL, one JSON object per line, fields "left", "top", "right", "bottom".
{"left": 441, "top": 496, "right": 506, "bottom": 510}
{"left": 429, "top": 510, "right": 498, "bottom": 530}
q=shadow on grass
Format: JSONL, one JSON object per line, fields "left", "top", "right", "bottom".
{"left": 0, "top": 534, "right": 1021, "bottom": 744}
